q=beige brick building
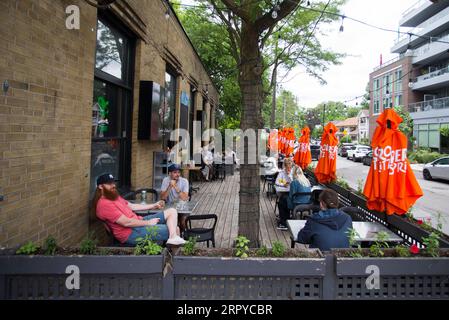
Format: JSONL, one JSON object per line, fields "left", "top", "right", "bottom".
{"left": 0, "top": 0, "right": 219, "bottom": 247}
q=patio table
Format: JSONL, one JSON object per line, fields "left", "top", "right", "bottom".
{"left": 287, "top": 219, "right": 404, "bottom": 249}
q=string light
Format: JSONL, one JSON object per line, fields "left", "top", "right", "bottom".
{"left": 339, "top": 15, "right": 345, "bottom": 32}
{"left": 169, "top": 1, "right": 449, "bottom": 45}
{"left": 272, "top": 1, "right": 280, "bottom": 19}
{"left": 165, "top": 9, "right": 170, "bottom": 19}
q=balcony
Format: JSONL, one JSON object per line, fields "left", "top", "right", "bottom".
{"left": 400, "top": 0, "right": 449, "bottom": 28}
{"left": 410, "top": 66, "right": 449, "bottom": 90}
{"left": 392, "top": 6, "right": 449, "bottom": 53}
{"left": 412, "top": 32, "right": 449, "bottom": 65}
{"left": 408, "top": 96, "right": 449, "bottom": 122}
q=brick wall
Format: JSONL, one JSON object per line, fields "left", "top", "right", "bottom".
{"left": 1, "top": 0, "right": 218, "bottom": 247}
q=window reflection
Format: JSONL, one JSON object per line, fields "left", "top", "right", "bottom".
{"left": 95, "top": 20, "right": 127, "bottom": 80}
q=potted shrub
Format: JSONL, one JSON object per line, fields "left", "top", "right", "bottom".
{"left": 170, "top": 236, "right": 326, "bottom": 300}
{"left": 331, "top": 230, "right": 449, "bottom": 299}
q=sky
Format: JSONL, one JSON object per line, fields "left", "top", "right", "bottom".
{"left": 281, "top": 0, "right": 417, "bottom": 108}
{"left": 181, "top": 0, "right": 417, "bottom": 108}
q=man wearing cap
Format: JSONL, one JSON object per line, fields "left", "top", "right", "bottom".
{"left": 161, "top": 163, "right": 189, "bottom": 204}
{"left": 93, "top": 173, "right": 186, "bottom": 246}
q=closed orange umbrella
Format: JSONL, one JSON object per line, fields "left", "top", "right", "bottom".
{"left": 285, "top": 127, "right": 296, "bottom": 157}
{"left": 315, "top": 123, "right": 338, "bottom": 184}
{"left": 363, "top": 108, "right": 423, "bottom": 215}
{"left": 294, "top": 126, "right": 312, "bottom": 169}
{"left": 267, "top": 129, "right": 278, "bottom": 153}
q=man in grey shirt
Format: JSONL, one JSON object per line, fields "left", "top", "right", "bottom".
{"left": 161, "top": 163, "right": 189, "bottom": 204}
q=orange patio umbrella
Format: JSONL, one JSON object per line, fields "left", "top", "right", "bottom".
{"left": 294, "top": 126, "right": 312, "bottom": 169}
{"left": 363, "top": 108, "right": 423, "bottom": 215}
{"left": 314, "top": 122, "right": 338, "bottom": 184}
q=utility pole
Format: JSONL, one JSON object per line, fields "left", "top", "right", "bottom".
{"left": 283, "top": 95, "right": 286, "bottom": 126}
{"left": 322, "top": 104, "right": 326, "bottom": 125}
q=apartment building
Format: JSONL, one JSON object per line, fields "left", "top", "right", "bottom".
{"left": 369, "top": 0, "right": 449, "bottom": 152}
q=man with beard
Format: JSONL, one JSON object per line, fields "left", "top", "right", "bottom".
{"left": 160, "top": 163, "right": 189, "bottom": 204}
{"left": 94, "top": 173, "right": 186, "bottom": 246}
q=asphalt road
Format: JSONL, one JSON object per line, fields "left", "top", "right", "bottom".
{"left": 325, "top": 156, "right": 449, "bottom": 236}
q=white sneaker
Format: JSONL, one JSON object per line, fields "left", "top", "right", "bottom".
{"left": 166, "top": 236, "right": 186, "bottom": 246}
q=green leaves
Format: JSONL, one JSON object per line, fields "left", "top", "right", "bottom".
{"left": 16, "top": 241, "right": 39, "bottom": 255}
{"left": 235, "top": 235, "right": 250, "bottom": 258}
{"left": 134, "top": 227, "right": 163, "bottom": 255}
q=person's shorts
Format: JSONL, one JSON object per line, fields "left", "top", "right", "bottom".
{"left": 125, "top": 212, "right": 169, "bottom": 245}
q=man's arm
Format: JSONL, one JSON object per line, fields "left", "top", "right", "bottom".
{"left": 160, "top": 178, "right": 171, "bottom": 201}
{"left": 115, "top": 214, "right": 159, "bottom": 228}
{"left": 296, "top": 220, "right": 314, "bottom": 244}
{"left": 127, "top": 202, "right": 161, "bottom": 211}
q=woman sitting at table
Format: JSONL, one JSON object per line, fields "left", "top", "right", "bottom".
{"left": 275, "top": 158, "right": 293, "bottom": 230}
{"left": 288, "top": 166, "right": 312, "bottom": 209}
{"left": 296, "top": 189, "right": 352, "bottom": 251}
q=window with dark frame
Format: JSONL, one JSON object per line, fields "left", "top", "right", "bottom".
{"left": 90, "top": 14, "right": 135, "bottom": 198}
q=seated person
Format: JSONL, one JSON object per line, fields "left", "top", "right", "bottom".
{"left": 160, "top": 163, "right": 189, "bottom": 204}
{"left": 201, "top": 146, "right": 214, "bottom": 181}
{"left": 94, "top": 173, "right": 186, "bottom": 246}
{"left": 287, "top": 166, "right": 312, "bottom": 209}
{"left": 296, "top": 189, "right": 352, "bottom": 251}
{"left": 276, "top": 158, "right": 293, "bottom": 230}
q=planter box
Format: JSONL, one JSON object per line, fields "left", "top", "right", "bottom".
{"left": 387, "top": 215, "right": 449, "bottom": 248}
{"left": 0, "top": 249, "right": 165, "bottom": 300}
{"left": 333, "top": 252, "right": 449, "bottom": 300}
{"left": 171, "top": 251, "right": 326, "bottom": 300}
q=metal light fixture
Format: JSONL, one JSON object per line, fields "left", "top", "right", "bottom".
{"left": 2, "top": 80, "right": 9, "bottom": 95}
{"left": 339, "top": 16, "right": 345, "bottom": 32}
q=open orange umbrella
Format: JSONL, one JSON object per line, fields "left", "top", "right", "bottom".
{"left": 315, "top": 122, "right": 338, "bottom": 184}
{"left": 363, "top": 108, "right": 423, "bottom": 215}
{"left": 294, "top": 126, "right": 312, "bottom": 169}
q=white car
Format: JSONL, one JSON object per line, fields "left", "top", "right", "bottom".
{"left": 423, "top": 156, "right": 449, "bottom": 181}
{"left": 347, "top": 145, "right": 371, "bottom": 162}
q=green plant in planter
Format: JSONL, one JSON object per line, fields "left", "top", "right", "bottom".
{"left": 369, "top": 231, "right": 389, "bottom": 257}
{"left": 182, "top": 236, "right": 198, "bottom": 256}
{"left": 43, "top": 236, "right": 57, "bottom": 255}
{"left": 422, "top": 232, "right": 440, "bottom": 257}
{"left": 405, "top": 207, "right": 414, "bottom": 221}
{"left": 272, "top": 241, "right": 286, "bottom": 257}
{"left": 394, "top": 244, "right": 411, "bottom": 257}
{"left": 356, "top": 179, "right": 365, "bottom": 197}
{"left": 134, "top": 227, "right": 162, "bottom": 255}
{"left": 80, "top": 233, "right": 98, "bottom": 255}
{"left": 335, "top": 176, "right": 350, "bottom": 189}
{"left": 16, "top": 241, "right": 39, "bottom": 255}
{"left": 256, "top": 245, "right": 269, "bottom": 257}
{"left": 347, "top": 228, "right": 363, "bottom": 258}
{"left": 235, "top": 235, "right": 250, "bottom": 258}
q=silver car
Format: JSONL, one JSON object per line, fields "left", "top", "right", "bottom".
{"left": 423, "top": 156, "right": 449, "bottom": 181}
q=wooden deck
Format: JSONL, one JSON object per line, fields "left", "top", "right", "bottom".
{"left": 188, "top": 171, "right": 293, "bottom": 248}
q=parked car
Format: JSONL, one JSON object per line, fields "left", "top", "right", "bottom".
{"left": 310, "top": 144, "right": 321, "bottom": 161}
{"left": 362, "top": 151, "right": 373, "bottom": 166}
{"left": 347, "top": 145, "right": 371, "bottom": 161}
{"left": 423, "top": 156, "right": 449, "bottom": 181}
{"left": 338, "top": 143, "right": 355, "bottom": 157}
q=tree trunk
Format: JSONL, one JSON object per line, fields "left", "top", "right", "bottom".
{"left": 270, "top": 64, "right": 277, "bottom": 128}
{"left": 238, "top": 24, "right": 263, "bottom": 247}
